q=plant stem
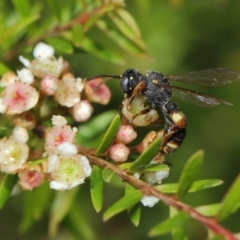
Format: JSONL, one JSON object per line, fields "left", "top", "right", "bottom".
{"left": 79, "top": 147, "right": 237, "bottom": 240}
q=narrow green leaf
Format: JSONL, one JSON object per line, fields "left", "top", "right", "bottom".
{"left": 196, "top": 203, "right": 221, "bottom": 217}
{"left": 170, "top": 207, "right": 188, "bottom": 240}
{"left": 96, "top": 20, "right": 151, "bottom": 60}
{"left": 116, "top": 8, "right": 141, "bottom": 38}
{"left": 19, "top": 183, "right": 52, "bottom": 233}
{"left": 81, "top": 37, "right": 125, "bottom": 65}
{"left": 103, "top": 190, "right": 142, "bottom": 221}
{"left": 177, "top": 150, "right": 204, "bottom": 199}
{"left": 109, "top": 12, "right": 146, "bottom": 49}
{"left": 102, "top": 167, "right": 115, "bottom": 182}
{"left": 129, "top": 136, "right": 162, "bottom": 172}
{"left": 47, "top": 0, "right": 61, "bottom": 21}
{"left": 217, "top": 174, "right": 240, "bottom": 221}
{"left": 157, "top": 179, "right": 223, "bottom": 193}
{"left": 149, "top": 212, "right": 189, "bottom": 237}
{"left": 72, "top": 24, "right": 84, "bottom": 47}
{"left": 208, "top": 235, "right": 224, "bottom": 240}
{"left": 66, "top": 203, "right": 96, "bottom": 240}
{"left": 0, "top": 174, "right": 18, "bottom": 209}
{"left": 77, "top": 110, "right": 118, "bottom": 140}
{"left": 46, "top": 37, "right": 73, "bottom": 54}
{"left": 49, "top": 188, "right": 78, "bottom": 237}
{"left": 96, "top": 114, "right": 121, "bottom": 155}
{"left": 128, "top": 203, "right": 141, "bottom": 226}
{"left": 143, "top": 164, "right": 170, "bottom": 172}
{"left": 0, "top": 14, "right": 39, "bottom": 44}
{"left": 28, "top": 157, "right": 48, "bottom": 168}
{"left": 90, "top": 166, "right": 104, "bottom": 212}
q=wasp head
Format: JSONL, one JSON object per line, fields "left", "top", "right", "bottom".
{"left": 120, "top": 69, "right": 143, "bottom": 97}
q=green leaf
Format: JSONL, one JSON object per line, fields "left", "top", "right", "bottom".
{"left": 28, "top": 157, "right": 48, "bottom": 168}
{"left": 0, "top": 14, "right": 39, "bottom": 45}
{"left": 77, "top": 110, "right": 118, "bottom": 140}
{"left": 46, "top": 37, "right": 73, "bottom": 54}
{"left": 0, "top": 174, "right": 18, "bottom": 209}
{"left": 196, "top": 203, "right": 221, "bottom": 217}
{"left": 177, "top": 150, "right": 204, "bottom": 199}
{"left": 49, "top": 188, "right": 78, "bottom": 237}
{"left": 11, "top": 0, "right": 31, "bottom": 16}
{"left": 149, "top": 212, "right": 189, "bottom": 237}
{"left": 157, "top": 179, "right": 223, "bottom": 193}
{"left": 96, "top": 20, "right": 151, "bottom": 60}
{"left": 47, "top": 0, "right": 61, "bottom": 21}
{"left": 103, "top": 190, "right": 142, "bottom": 221}
{"left": 143, "top": 164, "right": 170, "bottom": 172}
{"left": 128, "top": 203, "right": 141, "bottom": 226}
{"left": 81, "top": 37, "right": 125, "bottom": 65}
{"left": 109, "top": 11, "right": 146, "bottom": 49}
{"left": 129, "top": 136, "right": 162, "bottom": 172}
{"left": 217, "top": 174, "right": 240, "bottom": 221}
{"left": 170, "top": 207, "right": 188, "bottom": 240}
{"left": 125, "top": 184, "right": 141, "bottom": 226}
{"left": 66, "top": 203, "right": 96, "bottom": 240}
{"left": 102, "top": 167, "right": 116, "bottom": 182}
{"left": 96, "top": 114, "right": 121, "bottom": 155}
{"left": 19, "top": 182, "right": 52, "bottom": 233}
{"left": 72, "top": 23, "right": 84, "bottom": 47}
{"left": 90, "top": 166, "right": 104, "bottom": 212}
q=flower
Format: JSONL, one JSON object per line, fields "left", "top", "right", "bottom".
{"left": 143, "top": 170, "right": 169, "bottom": 185}
{"left": 72, "top": 100, "right": 93, "bottom": 122}
{"left": 18, "top": 165, "right": 45, "bottom": 190}
{"left": 115, "top": 125, "right": 137, "bottom": 144}
{"left": 12, "top": 126, "right": 29, "bottom": 143}
{"left": 19, "top": 42, "right": 64, "bottom": 78}
{"left": 53, "top": 73, "right": 81, "bottom": 107}
{"left": 39, "top": 74, "right": 58, "bottom": 96}
{"left": 109, "top": 143, "right": 130, "bottom": 162}
{"left": 0, "top": 137, "right": 29, "bottom": 173}
{"left": 45, "top": 123, "right": 77, "bottom": 154}
{"left": 47, "top": 154, "right": 92, "bottom": 190}
{"left": 17, "top": 68, "right": 35, "bottom": 85}
{"left": 85, "top": 78, "right": 111, "bottom": 105}
{"left": 141, "top": 195, "right": 159, "bottom": 207}
{"left": 0, "top": 82, "right": 39, "bottom": 114}
{"left": 122, "top": 94, "right": 159, "bottom": 126}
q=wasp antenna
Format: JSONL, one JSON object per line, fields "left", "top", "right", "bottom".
{"left": 85, "top": 74, "right": 121, "bottom": 81}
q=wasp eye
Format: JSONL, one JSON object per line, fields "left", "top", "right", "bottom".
{"left": 120, "top": 74, "right": 130, "bottom": 95}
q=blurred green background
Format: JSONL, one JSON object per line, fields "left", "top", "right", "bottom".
{"left": 1, "top": 0, "right": 240, "bottom": 239}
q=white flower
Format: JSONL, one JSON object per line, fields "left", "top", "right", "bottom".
{"left": 143, "top": 170, "right": 169, "bottom": 185}
{"left": 0, "top": 137, "right": 29, "bottom": 173}
{"left": 57, "top": 142, "right": 78, "bottom": 155}
{"left": 52, "top": 115, "right": 67, "bottom": 126}
{"left": 141, "top": 195, "right": 159, "bottom": 207}
{"left": 12, "top": 126, "right": 29, "bottom": 143}
{"left": 19, "top": 55, "right": 31, "bottom": 68}
{"left": 17, "top": 68, "right": 34, "bottom": 85}
{"left": 33, "top": 42, "right": 55, "bottom": 60}
{"left": 47, "top": 154, "right": 92, "bottom": 190}
{"left": 72, "top": 100, "right": 93, "bottom": 122}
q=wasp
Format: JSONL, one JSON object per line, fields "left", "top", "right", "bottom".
{"left": 86, "top": 68, "right": 240, "bottom": 155}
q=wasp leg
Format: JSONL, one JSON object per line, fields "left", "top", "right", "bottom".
{"left": 128, "top": 81, "right": 146, "bottom": 103}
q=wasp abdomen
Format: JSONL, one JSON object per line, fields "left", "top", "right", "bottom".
{"left": 160, "top": 111, "right": 187, "bottom": 154}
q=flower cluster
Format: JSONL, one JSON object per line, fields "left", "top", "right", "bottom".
{"left": 0, "top": 42, "right": 113, "bottom": 190}
{"left": 44, "top": 116, "right": 92, "bottom": 190}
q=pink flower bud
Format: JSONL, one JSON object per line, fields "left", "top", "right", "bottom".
{"left": 115, "top": 125, "right": 137, "bottom": 144}
{"left": 18, "top": 166, "right": 45, "bottom": 190}
{"left": 85, "top": 78, "right": 111, "bottom": 105}
{"left": 72, "top": 100, "right": 93, "bottom": 122}
{"left": 109, "top": 143, "right": 130, "bottom": 162}
{"left": 40, "top": 74, "right": 58, "bottom": 96}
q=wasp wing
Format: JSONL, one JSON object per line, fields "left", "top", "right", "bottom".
{"left": 172, "top": 86, "right": 232, "bottom": 107}
{"left": 167, "top": 68, "right": 240, "bottom": 86}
